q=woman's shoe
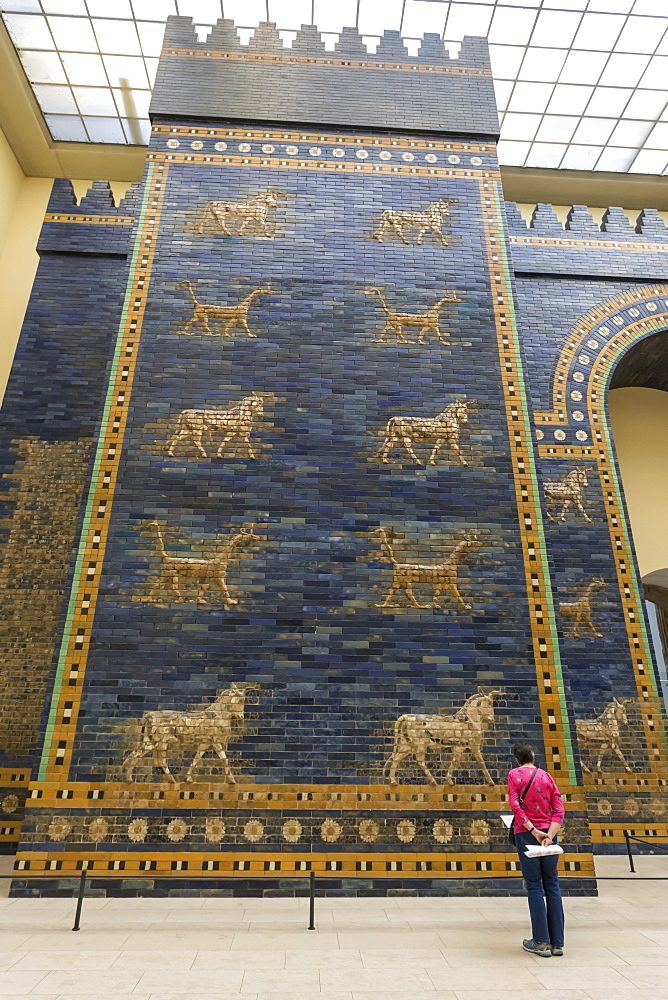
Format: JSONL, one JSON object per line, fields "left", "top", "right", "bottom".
{"left": 551, "top": 945, "right": 564, "bottom": 956}
{"left": 522, "top": 939, "right": 551, "bottom": 957}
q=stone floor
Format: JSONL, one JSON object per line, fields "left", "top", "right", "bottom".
{"left": 0, "top": 855, "right": 667, "bottom": 999}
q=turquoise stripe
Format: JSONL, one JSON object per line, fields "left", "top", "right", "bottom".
{"left": 38, "top": 165, "right": 155, "bottom": 778}
{"left": 492, "top": 183, "right": 577, "bottom": 782}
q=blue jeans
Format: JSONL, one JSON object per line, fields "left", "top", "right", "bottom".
{"left": 515, "top": 831, "right": 564, "bottom": 948}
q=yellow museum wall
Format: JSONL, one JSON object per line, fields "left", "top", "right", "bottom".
{"left": 0, "top": 125, "right": 667, "bottom": 579}
{"left": 0, "top": 131, "right": 52, "bottom": 401}
{"left": 608, "top": 387, "right": 668, "bottom": 578}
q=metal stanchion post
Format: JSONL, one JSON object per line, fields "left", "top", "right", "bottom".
{"left": 71, "top": 869, "right": 86, "bottom": 931}
{"left": 624, "top": 830, "right": 636, "bottom": 873}
{"left": 308, "top": 869, "right": 315, "bottom": 930}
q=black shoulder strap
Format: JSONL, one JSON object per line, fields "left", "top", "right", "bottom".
{"left": 518, "top": 766, "right": 538, "bottom": 805}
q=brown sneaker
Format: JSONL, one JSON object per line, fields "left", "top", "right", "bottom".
{"left": 551, "top": 945, "right": 564, "bottom": 956}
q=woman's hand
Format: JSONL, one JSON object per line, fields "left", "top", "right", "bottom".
{"left": 541, "top": 834, "right": 553, "bottom": 846}
{"left": 532, "top": 828, "right": 548, "bottom": 844}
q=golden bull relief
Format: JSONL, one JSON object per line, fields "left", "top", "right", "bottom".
{"left": 378, "top": 399, "right": 475, "bottom": 466}
{"left": 195, "top": 189, "right": 283, "bottom": 237}
{"left": 365, "top": 287, "right": 462, "bottom": 346}
{"left": 123, "top": 682, "right": 257, "bottom": 783}
{"left": 559, "top": 577, "right": 607, "bottom": 638}
{"left": 385, "top": 688, "right": 502, "bottom": 786}
{"left": 140, "top": 521, "right": 262, "bottom": 607}
{"left": 166, "top": 392, "right": 266, "bottom": 459}
{"left": 372, "top": 198, "right": 457, "bottom": 246}
{"left": 372, "top": 526, "right": 480, "bottom": 610}
{"left": 545, "top": 468, "right": 591, "bottom": 522}
{"left": 177, "top": 279, "right": 274, "bottom": 337}
{"left": 576, "top": 697, "right": 634, "bottom": 774}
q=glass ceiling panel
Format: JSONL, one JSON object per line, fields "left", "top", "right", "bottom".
{"left": 1, "top": 0, "right": 667, "bottom": 176}
{"left": 508, "top": 81, "right": 554, "bottom": 114}
{"left": 646, "top": 122, "right": 668, "bottom": 148}
{"left": 560, "top": 143, "right": 605, "bottom": 169}
{"left": 529, "top": 10, "right": 580, "bottom": 49}
{"left": 358, "top": 0, "right": 404, "bottom": 36}
{"left": 130, "top": 1, "right": 176, "bottom": 17}
{"left": 624, "top": 89, "right": 667, "bottom": 120}
{"left": 488, "top": 6, "right": 537, "bottom": 45}
{"left": 559, "top": 49, "right": 608, "bottom": 84}
{"left": 586, "top": 87, "right": 633, "bottom": 117}
{"left": 572, "top": 12, "right": 625, "bottom": 51}
{"left": 92, "top": 18, "right": 142, "bottom": 55}
{"left": 501, "top": 111, "right": 541, "bottom": 140}
{"left": 525, "top": 141, "right": 568, "bottom": 167}
{"left": 46, "top": 13, "right": 97, "bottom": 49}
{"left": 5, "top": 12, "right": 54, "bottom": 47}
{"left": 616, "top": 14, "right": 666, "bottom": 53}
{"left": 517, "top": 48, "right": 567, "bottom": 83}
{"left": 535, "top": 115, "right": 579, "bottom": 142}
{"left": 20, "top": 48, "right": 66, "bottom": 81}
{"left": 60, "top": 50, "right": 106, "bottom": 85}
{"left": 547, "top": 83, "right": 593, "bottom": 115}
{"left": 445, "top": 5, "right": 492, "bottom": 41}
{"left": 268, "top": 0, "right": 311, "bottom": 31}
{"left": 492, "top": 78, "right": 513, "bottom": 112}
{"left": 630, "top": 149, "right": 668, "bottom": 173}
{"left": 598, "top": 52, "right": 651, "bottom": 87}
{"left": 403, "top": 0, "right": 448, "bottom": 38}
{"left": 312, "top": 0, "right": 357, "bottom": 34}
{"left": 594, "top": 145, "right": 635, "bottom": 170}
{"left": 41, "top": 0, "right": 85, "bottom": 12}
{"left": 87, "top": 0, "right": 132, "bottom": 14}
{"left": 572, "top": 116, "right": 616, "bottom": 144}
{"left": 488, "top": 43, "right": 526, "bottom": 78}
{"left": 640, "top": 55, "right": 668, "bottom": 90}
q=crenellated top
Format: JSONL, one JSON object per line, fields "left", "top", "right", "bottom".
{"left": 159, "top": 16, "right": 490, "bottom": 67}
{"left": 504, "top": 201, "right": 668, "bottom": 241}
{"left": 45, "top": 179, "right": 141, "bottom": 218}
{"left": 150, "top": 17, "right": 498, "bottom": 137}
{"left": 505, "top": 201, "right": 668, "bottom": 282}
{"left": 38, "top": 179, "right": 141, "bottom": 256}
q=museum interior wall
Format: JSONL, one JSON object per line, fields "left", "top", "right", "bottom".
{"left": 0, "top": 18, "right": 667, "bottom": 894}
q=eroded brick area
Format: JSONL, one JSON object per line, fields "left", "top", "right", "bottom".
{"left": 0, "top": 439, "right": 92, "bottom": 754}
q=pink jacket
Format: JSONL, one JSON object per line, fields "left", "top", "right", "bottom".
{"left": 508, "top": 765, "right": 565, "bottom": 833}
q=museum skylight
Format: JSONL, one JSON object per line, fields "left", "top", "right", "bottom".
{"left": 1, "top": 0, "right": 667, "bottom": 174}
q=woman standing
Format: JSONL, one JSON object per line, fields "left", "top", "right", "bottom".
{"left": 508, "top": 741, "right": 565, "bottom": 958}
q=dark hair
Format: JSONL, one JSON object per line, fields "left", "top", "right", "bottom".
{"left": 512, "top": 741, "right": 535, "bottom": 765}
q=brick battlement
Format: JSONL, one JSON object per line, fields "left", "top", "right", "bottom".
{"left": 44, "top": 179, "right": 141, "bottom": 219}
{"left": 505, "top": 201, "right": 668, "bottom": 240}
{"left": 505, "top": 201, "right": 668, "bottom": 278}
{"left": 150, "top": 17, "right": 499, "bottom": 137}
{"left": 38, "top": 179, "right": 141, "bottom": 255}
{"left": 158, "top": 17, "right": 490, "bottom": 66}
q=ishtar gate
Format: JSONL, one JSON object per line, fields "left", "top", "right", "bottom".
{"left": 0, "top": 15, "right": 667, "bottom": 897}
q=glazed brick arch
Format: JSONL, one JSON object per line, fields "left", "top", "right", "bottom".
{"left": 2, "top": 17, "right": 667, "bottom": 894}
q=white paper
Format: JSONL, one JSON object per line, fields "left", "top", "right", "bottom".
{"left": 524, "top": 844, "right": 564, "bottom": 858}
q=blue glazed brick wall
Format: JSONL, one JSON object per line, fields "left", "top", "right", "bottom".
{"left": 3, "top": 20, "right": 667, "bottom": 892}
{"left": 73, "top": 146, "right": 539, "bottom": 786}
{"left": 14, "top": 121, "right": 595, "bottom": 890}
{"left": 0, "top": 179, "right": 135, "bottom": 851}
{"left": 513, "top": 260, "right": 668, "bottom": 846}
